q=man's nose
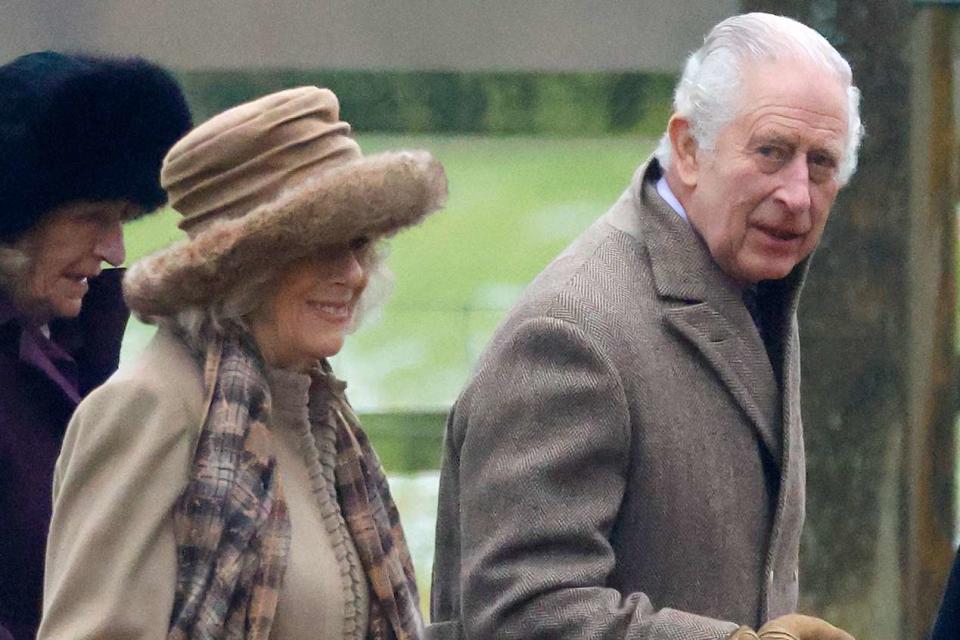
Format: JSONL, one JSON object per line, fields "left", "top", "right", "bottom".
{"left": 94, "top": 221, "right": 126, "bottom": 266}
{"left": 776, "top": 156, "right": 813, "bottom": 215}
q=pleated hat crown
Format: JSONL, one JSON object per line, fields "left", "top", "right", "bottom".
{"left": 124, "top": 86, "right": 448, "bottom": 319}
{"left": 162, "top": 86, "right": 361, "bottom": 235}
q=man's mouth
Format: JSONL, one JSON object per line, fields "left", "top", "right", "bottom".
{"left": 753, "top": 224, "right": 803, "bottom": 242}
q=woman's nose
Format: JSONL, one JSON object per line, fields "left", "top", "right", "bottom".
{"left": 332, "top": 247, "right": 366, "bottom": 287}
{"left": 94, "top": 221, "right": 126, "bottom": 266}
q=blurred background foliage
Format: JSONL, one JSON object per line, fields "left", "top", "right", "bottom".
{"left": 175, "top": 69, "right": 675, "bottom": 137}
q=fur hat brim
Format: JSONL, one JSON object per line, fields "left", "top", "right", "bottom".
{"left": 124, "top": 150, "right": 447, "bottom": 318}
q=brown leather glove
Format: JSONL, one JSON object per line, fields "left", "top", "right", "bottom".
{"left": 728, "top": 614, "right": 855, "bottom": 640}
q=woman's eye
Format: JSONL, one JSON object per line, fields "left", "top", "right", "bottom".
{"left": 349, "top": 236, "right": 371, "bottom": 251}
{"left": 81, "top": 210, "right": 122, "bottom": 228}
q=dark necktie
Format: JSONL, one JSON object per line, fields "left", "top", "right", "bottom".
{"left": 743, "top": 285, "right": 764, "bottom": 337}
{"left": 743, "top": 285, "right": 784, "bottom": 385}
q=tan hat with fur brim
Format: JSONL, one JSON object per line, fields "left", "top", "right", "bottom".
{"left": 124, "top": 87, "right": 447, "bottom": 319}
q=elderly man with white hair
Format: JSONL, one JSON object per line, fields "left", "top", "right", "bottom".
{"left": 428, "top": 12, "right": 862, "bottom": 640}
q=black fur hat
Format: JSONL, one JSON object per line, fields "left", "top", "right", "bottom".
{"left": 0, "top": 51, "right": 192, "bottom": 241}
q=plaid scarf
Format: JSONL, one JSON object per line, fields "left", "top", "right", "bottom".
{"left": 168, "top": 332, "right": 422, "bottom": 639}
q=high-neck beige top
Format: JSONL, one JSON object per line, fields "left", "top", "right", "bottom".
{"left": 267, "top": 367, "right": 369, "bottom": 640}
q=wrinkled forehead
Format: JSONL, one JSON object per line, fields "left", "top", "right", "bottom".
{"left": 731, "top": 58, "right": 849, "bottom": 139}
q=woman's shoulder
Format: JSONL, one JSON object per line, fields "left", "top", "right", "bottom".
{"left": 109, "top": 327, "right": 204, "bottom": 401}
{"left": 63, "top": 328, "right": 206, "bottom": 461}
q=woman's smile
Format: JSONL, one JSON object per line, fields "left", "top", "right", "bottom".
{"left": 251, "top": 245, "right": 370, "bottom": 371}
{"left": 305, "top": 299, "right": 355, "bottom": 323}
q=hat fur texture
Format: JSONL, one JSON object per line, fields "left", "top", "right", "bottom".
{"left": 0, "top": 51, "right": 192, "bottom": 241}
{"left": 124, "top": 149, "right": 447, "bottom": 318}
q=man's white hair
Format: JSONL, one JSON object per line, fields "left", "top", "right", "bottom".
{"left": 654, "top": 12, "right": 864, "bottom": 186}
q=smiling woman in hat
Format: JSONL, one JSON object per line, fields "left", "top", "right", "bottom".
{"left": 0, "top": 51, "right": 191, "bottom": 640}
{"left": 38, "top": 87, "right": 445, "bottom": 640}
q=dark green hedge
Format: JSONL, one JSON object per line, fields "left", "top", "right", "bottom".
{"left": 357, "top": 411, "right": 446, "bottom": 473}
{"left": 175, "top": 69, "right": 675, "bottom": 137}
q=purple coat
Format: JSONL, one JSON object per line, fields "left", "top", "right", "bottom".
{"left": 0, "top": 269, "right": 128, "bottom": 640}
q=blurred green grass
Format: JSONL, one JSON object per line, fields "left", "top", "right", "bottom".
{"left": 123, "top": 134, "right": 656, "bottom": 412}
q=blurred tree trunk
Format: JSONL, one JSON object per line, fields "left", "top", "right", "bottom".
{"left": 738, "top": 1, "right": 957, "bottom": 638}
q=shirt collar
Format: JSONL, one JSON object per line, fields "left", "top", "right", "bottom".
{"left": 656, "top": 175, "right": 688, "bottom": 222}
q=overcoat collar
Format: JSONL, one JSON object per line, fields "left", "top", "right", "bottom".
{"left": 607, "top": 158, "right": 808, "bottom": 460}
{"left": 0, "top": 290, "right": 81, "bottom": 406}
{"left": 0, "top": 268, "right": 128, "bottom": 407}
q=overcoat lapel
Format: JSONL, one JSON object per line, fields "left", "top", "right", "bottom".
{"left": 18, "top": 327, "right": 82, "bottom": 407}
{"left": 0, "top": 293, "right": 81, "bottom": 408}
{"left": 662, "top": 305, "right": 781, "bottom": 458}
{"left": 607, "top": 162, "right": 782, "bottom": 460}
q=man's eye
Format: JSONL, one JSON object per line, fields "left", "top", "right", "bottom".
{"left": 757, "top": 146, "right": 786, "bottom": 161}
{"left": 810, "top": 153, "right": 837, "bottom": 169}
{"left": 808, "top": 154, "right": 839, "bottom": 183}
{"left": 755, "top": 145, "right": 789, "bottom": 172}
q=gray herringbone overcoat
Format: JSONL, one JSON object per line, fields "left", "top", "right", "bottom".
{"left": 428, "top": 159, "right": 807, "bottom": 640}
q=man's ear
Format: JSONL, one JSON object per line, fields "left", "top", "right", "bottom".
{"left": 668, "top": 115, "right": 700, "bottom": 188}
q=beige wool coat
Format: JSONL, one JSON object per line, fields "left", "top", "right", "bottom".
{"left": 39, "top": 329, "right": 205, "bottom": 639}
{"left": 39, "top": 329, "right": 368, "bottom": 640}
{"left": 428, "top": 159, "right": 807, "bottom": 640}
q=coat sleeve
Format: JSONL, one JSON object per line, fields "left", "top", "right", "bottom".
{"left": 0, "top": 622, "right": 12, "bottom": 640}
{"left": 453, "top": 316, "right": 740, "bottom": 640}
{"left": 38, "top": 373, "right": 199, "bottom": 640}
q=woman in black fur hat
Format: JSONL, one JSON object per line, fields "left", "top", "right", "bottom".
{"left": 0, "top": 51, "right": 190, "bottom": 640}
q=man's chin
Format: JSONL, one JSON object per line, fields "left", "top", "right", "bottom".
{"left": 734, "top": 259, "right": 801, "bottom": 285}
